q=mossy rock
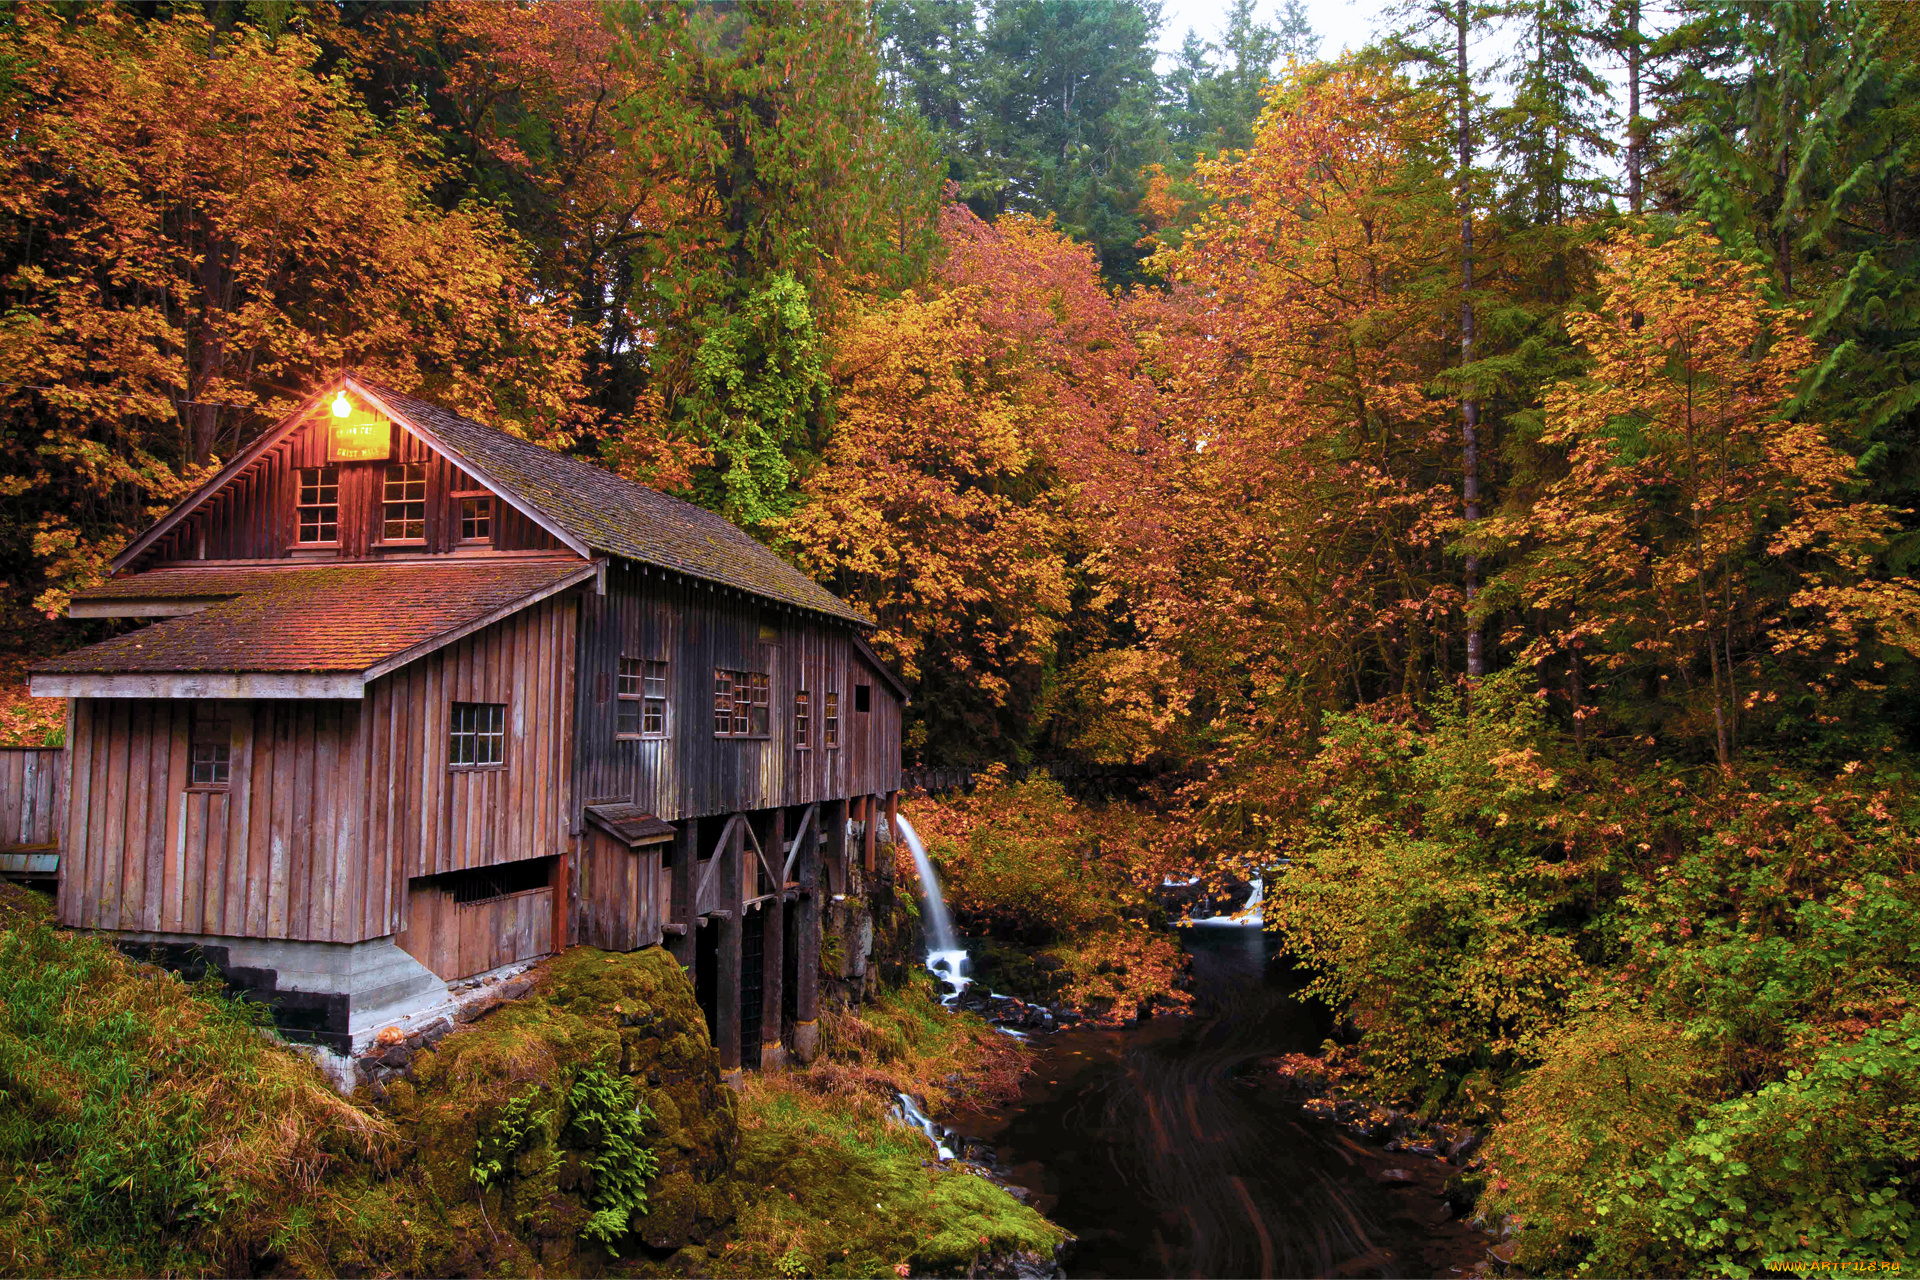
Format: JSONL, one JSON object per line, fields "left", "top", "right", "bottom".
{"left": 380, "top": 946, "right": 738, "bottom": 1260}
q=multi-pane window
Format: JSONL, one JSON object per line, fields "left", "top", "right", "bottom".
{"left": 794, "top": 691, "right": 811, "bottom": 749}
{"left": 617, "top": 658, "right": 669, "bottom": 738}
{"left": 296, "top": 466, "right": 339, "bottom": 544}
{"left": 712, "top": 669, "right": 770, "bottom": 738}
{"left": 189, "top": 703, "right": 231, "bottom": 788}
{"left": 449, "top": 702, "right": 506, "bottom": 768}
{"left": 382, "top": 463, "right": 427, "bottom": 541}
{"left": 459, "top": 495, "right": 493, "bottom": 543}
{"left": 824, "top": 691, "right": 839, "bottom": 749}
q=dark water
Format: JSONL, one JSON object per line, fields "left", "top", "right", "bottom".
{"left": 947, "top": 928, "right": 1486, "bottom": 1280}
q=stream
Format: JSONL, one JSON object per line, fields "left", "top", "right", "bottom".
{"left": 943, "top": 928, "right": 1490, "bottom": 1279}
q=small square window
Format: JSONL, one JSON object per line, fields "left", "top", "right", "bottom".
{"left": 713, "top": 668, "right": 770, "bottom": 738}
{"left": 617, "top": 657, "right": 668, "bottom": 738}
{"left": 383, "top": 463, "right": 428, "bottom": 541}
{"left": 450, "top": 701, "right": 506, "bottom": 768}
{"left": 189, "top": 703, "right": 231, "bottom": 788}
{"left": 459, "top": 495, "right": 492, "bottom": 542}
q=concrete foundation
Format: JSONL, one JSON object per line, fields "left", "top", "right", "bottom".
{"left": 107, "top": 930, "right": 448, "bottom": 1054}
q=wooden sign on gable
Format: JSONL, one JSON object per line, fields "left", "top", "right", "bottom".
{"left": 328, "top": 410, "right": 393, "bottom": 462}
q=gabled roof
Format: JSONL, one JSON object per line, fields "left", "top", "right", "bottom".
{"left": 111, "top": 376, "right": 870, "bottom": 628}
{"left": 31, "top": 559, "right": 594, "bottom": 698}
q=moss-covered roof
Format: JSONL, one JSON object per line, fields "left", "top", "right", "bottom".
{"left": 362, "top": 383, "right": 869, "bottom": 628}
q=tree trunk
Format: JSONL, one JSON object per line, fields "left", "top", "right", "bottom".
{"left": 1458, "top": 0, "right": 1484, "bottom": 678}
{"left": 1626, "top": 0, "right": 1643, "bottom": 215}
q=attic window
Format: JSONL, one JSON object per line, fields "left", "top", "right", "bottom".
{"left": 854, "top": 684, "right": 871, "bottom": 714}
{"left": 458, "top": 495, "right": 493, "bottom": 543}
{"left": 382, "top": 463, "right": 427, "bottom": 542}
{"left": 296, "top": 467, "right": 339, "bottom": 544}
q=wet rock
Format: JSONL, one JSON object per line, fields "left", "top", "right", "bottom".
{"left": 1377, "top": 1168, "right": 1416, "bottom": 1185}
{"left": 380, "top": 1044, "right": 413, "bottom": 1070}
{"left": 1447, "top": 1130, "right": 1483, "bottom": 1161}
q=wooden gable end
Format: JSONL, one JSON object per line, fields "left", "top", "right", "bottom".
{"left": 132, "top": 413, "right": 567, "bottom": 569}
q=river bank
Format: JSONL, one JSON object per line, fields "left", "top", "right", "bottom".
{"left": 929, "top": 927, "right": 1493, "bottom": 1279}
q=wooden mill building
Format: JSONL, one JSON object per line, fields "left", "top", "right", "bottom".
{"left": 30, "top": 377, "right": 905, "bottom": 1067}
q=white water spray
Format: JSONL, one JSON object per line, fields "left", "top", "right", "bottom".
{"left": 894, "top": 1091, "right": 955, "bottom": 1160}
{"left": 895, "top": 813, "right": 970, "bottom": 1001}
{"left": 1188, "top": 876, "right": 1263, "bottom": 928}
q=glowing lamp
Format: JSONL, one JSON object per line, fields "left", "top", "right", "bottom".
{"left": 332, "top": 392, "right": 353, "bottom": 418}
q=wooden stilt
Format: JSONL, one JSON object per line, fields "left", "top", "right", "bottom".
{"left": 863, "top": 793, "right": 877, "bottom": 875}
{"left": 761, "top": 808, "right": 787, "bottom": 1070}
{"left": 885, "top": 791, "right": 899, "bottom": 845}
{"left": 794, "top": 803, "right": 823, "bottom": 1063}
{"left": 552, "top": 842, "right": 571, "bottom": 954}
{"left": 716, "top": 814, "right": 743, "bottom": 1078}
{"left": 667, "top": 817, "right": 695, "bottom": 970}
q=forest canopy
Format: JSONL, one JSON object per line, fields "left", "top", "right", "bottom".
{"left": 7, "top": 0, "right": 1920, "bottom": 1272}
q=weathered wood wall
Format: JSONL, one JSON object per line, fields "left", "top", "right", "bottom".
{"left": 367, "top": 594, "right": 577, "bottom": 933}
{"left": 138, "top": 417, "right": 564, "bottom": 566}
{"left": 574, "top": 830, "right": 667, "bottom": 952}
{"left": 58, "top": 593, "right": 577, "bottom": 944}
{"left": 0, "top": 747, "right": 63, "bottom": 849}
{"left": 397, "top": 881, "right": 553, "bottom": 980}
{"left": 574, "top": 561, "right": 903, "bottom": 824}
{"left": 58, "top": 698, "right": 375, "bottom": 940}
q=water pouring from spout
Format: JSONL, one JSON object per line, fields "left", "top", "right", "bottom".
{"left": 894, "top": 813, "right": 970, "bottom": 1002}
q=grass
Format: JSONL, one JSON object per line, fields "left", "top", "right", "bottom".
{"left": 708, "top": 975, "right": 1063, "bottom": 1279}
{"left": 0, "top": 923, "right": 395, "bottom": 1277}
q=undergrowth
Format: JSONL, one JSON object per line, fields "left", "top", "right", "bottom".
{"left": 712, "top": 975, "right": 1060, "bottom": 1278}
{"left": 0, "top": 924, "right": 394, "bottom": 1276}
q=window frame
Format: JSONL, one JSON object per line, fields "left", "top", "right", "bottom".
{"left": 616, "top": 657, "right": 670, "bottom": 740}
{"left": 187, "top": 702, "right": 232, "bottom": 791}
{"left": 794, "top": 690, "right": 811, "bottom": 750}
{"left": 294, "top": 466, "right": 340, "bottom": 547}
{"left": 823, "top": 690, "right": 840, "bottom": 750}
{"left": 455, "top": 491, "right": 494, "bottom": 545}
{"left": 379, "top": 461, "right": 429, "bottom": 544}
{"left": 712, "top": 668, "right": 771, "bottom": 739}
{"left": 448, "top": 701, "right": 507, "bottom": 770}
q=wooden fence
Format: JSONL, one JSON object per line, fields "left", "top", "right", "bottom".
{"left": 0, "top": 746, "right": 63, "bottom": 848}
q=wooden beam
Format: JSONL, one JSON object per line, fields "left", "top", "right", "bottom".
{"left": 715, "top": 815, "right": 743, "bottom": 1074}
{"left": 31, "top": 672, "right": 363, "bottom": 699}
{"left": 863, "top": 794, "right": 877, "bottom": 875}
{"left": 694, "top": 813, "right": 742, "bottom": 906}
{"left": 781, "top": 802, "right": 818, "bottom": 883}
{"left": 761, "top": 808, "right": 786, "bottom": 1071}
{"left": 885, "top": 791, "right": 899, "bottom": 845}
{"left": 667, "top": 817, "right": 695, "bottom": 969}
{"left": 794, "top": 799, "right": 824, "bottom": 1065}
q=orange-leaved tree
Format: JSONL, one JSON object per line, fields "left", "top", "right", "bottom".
{"left": 0, "top": 7, "right": 588, "bottom": 625}
{"left": 1484, "top": 225, "right": 1920, "bottom": 764}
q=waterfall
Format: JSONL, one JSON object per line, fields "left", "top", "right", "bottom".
{"left": 1188, "top": 876, "right": 1263, "bottom": 928}
{"left": 895, "top": 813, "right": 970, "bottom": 1001}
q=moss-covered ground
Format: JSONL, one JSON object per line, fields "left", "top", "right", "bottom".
{"left": 703, "top": 976, "right": 1063, "bottom": 1279}
{"left": 0, "top": 906, "right": 1063, "bottom": 1278}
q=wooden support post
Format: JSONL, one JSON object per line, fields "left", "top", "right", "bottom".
{"left": 885, "top": 791, "right": 899, "bottom": 845}
{"left": 552, "top": 842, "right": 571, "bottom": 956}
{"left": 761, "top": 808, "right": 787, "bottom": 1071}
{"left": 863, "top": 793, "right": 877, "bottom": 875}
{"left": 826, "top": 796, "right": 848, "bottom": 898}
{"left": 716, "top": 814, "right": 743, "bottom": 1080}
{"left": 794, "top": 803, "right": 823, "bottom": 1063}
{"left": 667, "top": 817, "right": 695, "bottom": 970}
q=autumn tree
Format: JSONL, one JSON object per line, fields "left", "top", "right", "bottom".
{"left": 1485, "top": 226, "right": 1920, "bottom": 764}
{"left": 0, "top": 6, "right": 587, "bottom": 626}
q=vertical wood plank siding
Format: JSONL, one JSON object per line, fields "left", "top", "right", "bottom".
{"left": 574, "top": 561, "right": 903, "bottom": 824}
{"left": 140, "top": 417, "right": 562, "bottom": 565}
{"left": 55, "top": 593, "right": 578, "bottom": 943}
{"left": 0, "top": 747, "right": 64, "bottom": 848}
{"left": 397, "top": 883, "right": 553, "bottom": 980}
{"left": 575, "top": 830, "right": 667, "bottom": 952}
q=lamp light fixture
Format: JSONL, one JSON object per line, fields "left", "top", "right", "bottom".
{"left": 332, "top": 392, "right": 352, "bottom": 418}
